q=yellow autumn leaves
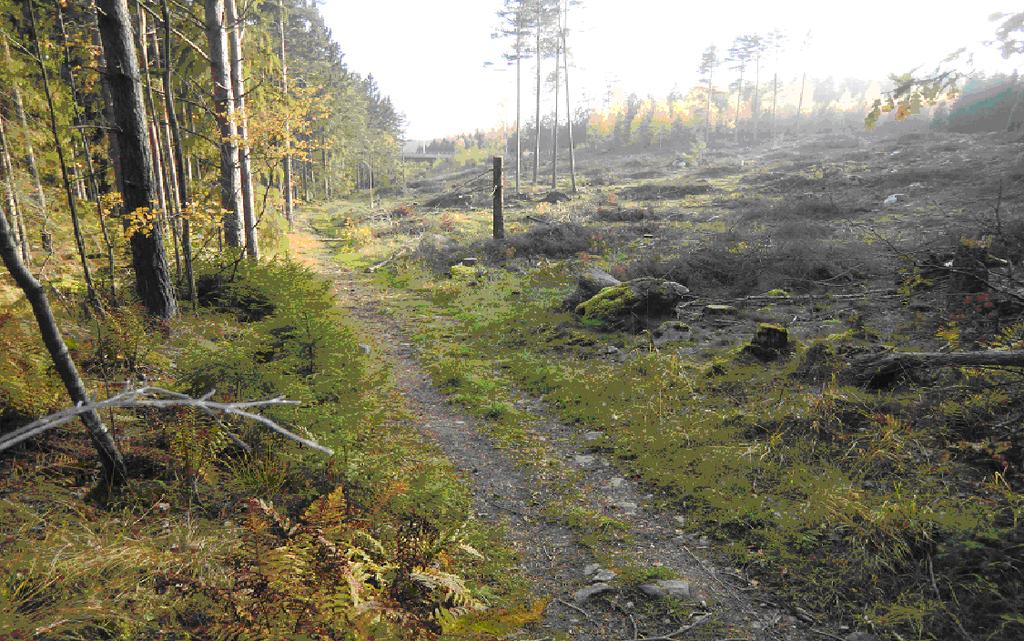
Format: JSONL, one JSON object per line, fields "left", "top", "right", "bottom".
{"left": 101, "top": 192, "right": 229, "bottom": 238}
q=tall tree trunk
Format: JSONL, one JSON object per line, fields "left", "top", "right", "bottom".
{"left": 226, "top": 0, "right": 257, "bottom": 258}
{"left": 162, "top": 0, "right": 196, "bottom": 309}
{"left": 55, "top": 0, "right": 116, "bottom": 300}
{"left": 533, "top": 2, "right": 541, "bottom": 185}
{"left": 96, "top": 0, "right": 177, "bottom": 319}
{"left": 515, "top": 31, "right": 522, "bottom": 194}
{"left": 0, "top": 202, "right": 127, "bottom": 486}
{"left": 26, "top": 0, "right": 98, "bottom": 305}
{"left": 278, "top": 0, "right": 293, "bottom": 229}
{"left": 204, "top": 0, "right": 243, "bottom": 248}
{"left": 0, "top": 113, "right": 28, "bottom": 261}
{"left": 561, "top": 9, "right": 576, "bottom": 194}
{"left": 550, "top": 31, "right": 559, "bottom": 190}
{"left": 4, "top": 38, "right": 46, "bottom": 240}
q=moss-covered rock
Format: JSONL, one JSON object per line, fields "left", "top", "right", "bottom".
{"left": 574, "top": 278, "right": 691, "bottom": 331}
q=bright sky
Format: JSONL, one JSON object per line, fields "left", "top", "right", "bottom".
{"left": 319, "top": 0, "right": 1021, "bottom": 140}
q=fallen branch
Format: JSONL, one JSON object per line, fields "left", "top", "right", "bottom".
{"left": 622, "top": 613, "right": 711, "bottom": 641}
{"left": 365, "top": 248, "right": 408, "bottom": 273}
{"left": 0, "top": 386, "right": 332, "bottom": 456}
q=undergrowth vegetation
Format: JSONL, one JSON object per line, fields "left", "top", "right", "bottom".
{"left": 0, "top": 259, "right": 531, "bottom": 640}
{"left": 370, "top": 259, "right": 1024, "bottom": 640}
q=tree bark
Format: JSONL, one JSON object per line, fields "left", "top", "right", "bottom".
{"left": 226, "top": 0, "right": 257, "bottom": 258}
{"left": 278, "top": 0, "right": 293, "bottom": 229}
{"left": 203, "top": 0, "right": 243, "bottom": 248}
{"left": 0, "top": 202, "right": 127, "bottom": 486}
{"left": 515, "top": 29, "right": 522, "bottom": 194}
{"left": 26, "top": 0, "right": 98, "bottom": 305}
{"left": 96, "top": 0, "right": 177, "bottom": 319}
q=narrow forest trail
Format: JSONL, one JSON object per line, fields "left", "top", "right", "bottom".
{"left": 290, "top": 228, "right": 843, "bottom": 641}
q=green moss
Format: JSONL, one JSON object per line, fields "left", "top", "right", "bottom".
{"left": 574, "top": 285, "right": 635, "bottom": 324}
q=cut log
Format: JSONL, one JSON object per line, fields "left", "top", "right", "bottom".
{"left": 846, "top": 350, "right": 1024, "bottom": 387}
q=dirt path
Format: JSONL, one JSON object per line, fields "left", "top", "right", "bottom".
{"left": 292, "top": 230, "right": 841, "bottom": 641}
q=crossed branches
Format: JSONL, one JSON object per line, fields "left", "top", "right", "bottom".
{"left": 0, "top": 386, "right": 332, "bottom": 456}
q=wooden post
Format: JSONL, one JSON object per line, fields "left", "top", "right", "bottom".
{"left": 492, "top": 156, "right": 504, "bottom": 240}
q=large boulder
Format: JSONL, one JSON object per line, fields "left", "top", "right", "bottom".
{"left": 563, "top": 266, "right": 622, "bottom": 309}
{"left": 575, "top": 277, "right": 692, "bottom": 332}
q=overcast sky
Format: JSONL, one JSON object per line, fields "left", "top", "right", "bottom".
{"left": 319, "top": 1, "right": 1020, "bottom": 140}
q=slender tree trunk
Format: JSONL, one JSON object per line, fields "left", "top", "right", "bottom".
{"left": 734, "top": 69, "right": 743, "bottom": 143}
{"left": 4, "top": 38, "right": 46, "bottom": 238}
{"left": 551, "top": 32, "right": 560, "bottom": 190}
{"left": 705, "top": 68, "right": 714, "bottom": 144}
{"left": 533, "top": 2, "right": 541, "bottom": 185}
{"left": 752, "top": 55, "right": 760, "bottom": 141}
{"left": 561, "top": 12, "right": 576, "bottom": 194}
{"left": 278, "top": 0, "right": 293, "bottom": 229}
{"left": 162, "top": 0, "right": 196, "bottom": 309}
{"left": 796, "top": 71, "right": 807, "bottom": 132}
{"left": 55, "top": 0, "right": 116, "bottom": 300}
{"left": 26, "top": 0, "right": 98, "bottom": 305}
{"left": 0, "top": 113, "right": 28, "bottom": 262}
{"left": 148, "top": 27, "right": 182, "bottom": 282}
{"left": 226, "top": 0, "right": 257, "bottom": 258}
{"left": 770, "top": 71, "right": 778, "bottom": 141}
{"left": 204, "top": 0, "right": 243, "bottom": 248}
{"left": 96, "top": 0, "right": 177, "bottom": 319}
{"left": 134, "top": 3, "right": 172, "bottom": 243}
{"left": 0, "top": 202, "right": 127, "bottom": 486}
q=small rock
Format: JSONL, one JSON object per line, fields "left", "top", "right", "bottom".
{"left": 638, "top": 579, "right": 692, "bottom": 600}
{"left": 652, "top": 320, "right": 691, "bottom": 344}
{"left": 460, "top": 257, "right": 478, "bottom": 266}
{"left": 574, "top": 582, "right": 613, "bottom": 603}
{"left": 673, "top": 515, "right": 686, "bottom": 526}
{"left": 609, "top": 477, "right": 627, "bottom": 488}
{"left": 614, "top": 500, "right": 638, "bottom": 513}
{"left": 583, "top": 431, "right": 604, "bottom": 442}
{"left": 583, "top": 563, "right": 602, "bottom": 575}
{"left": 574, "top": 455, "right": 597, "bottom": 467}
{"left": 882, "top": 193, "right": 906, "bottom": 206}
{"left": 358, "top": 344, "right": 372, "bottom": 355}
{"left": 593, "top": 569, "right": 617, "bottom": 582}
{"left": 844, "top": 633, "right": 878, "bottom": 641}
